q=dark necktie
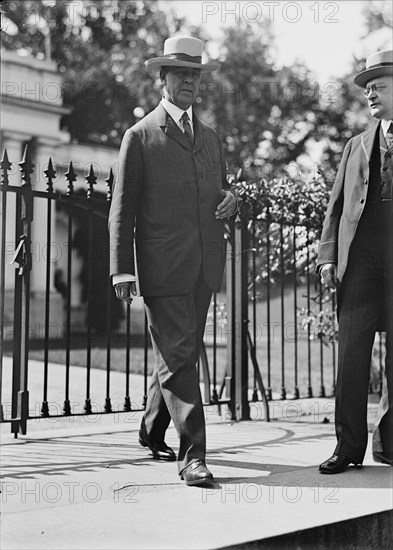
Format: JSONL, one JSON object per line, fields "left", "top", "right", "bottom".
{"left": 181, "top": 112, "right": 194, "bottom": 145}
{"left": 386, "top": 122, "right": 393, "bottom": 150}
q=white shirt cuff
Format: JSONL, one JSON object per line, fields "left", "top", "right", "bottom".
{"left": 112, "top": 273, "right": 136, "bottom": 286}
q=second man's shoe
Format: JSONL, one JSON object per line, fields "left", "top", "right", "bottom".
{"left": 319, "top": 454, "right": 361, "bottom": 474}
{"left": 180, "top": 459, "right": 214, "bottom": 486}
{"left": 139, "top": 436, "right": 176, "bottom": 461}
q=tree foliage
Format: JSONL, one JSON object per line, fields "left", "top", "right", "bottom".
{"left": 2, "top": 0, "right": 183, "bottom": 145}
{"left": 204, "top": 22, "right": 324, "bottom": 176}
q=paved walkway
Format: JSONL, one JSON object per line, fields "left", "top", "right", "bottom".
{"left": 1, "top": 359, "right": 392, "bottom": 549}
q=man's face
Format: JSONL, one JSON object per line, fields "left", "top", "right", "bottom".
{"left": 365, "top": 76, "right": 393, "bottom": 120}
{"left": 162, "top": 67, "right": 202, "bottom": 110}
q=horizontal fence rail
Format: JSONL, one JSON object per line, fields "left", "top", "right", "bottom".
{"left": 0, "top": 147, "right": 384, "bottom": 433}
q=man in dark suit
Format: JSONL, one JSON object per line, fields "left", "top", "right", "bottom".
{"left": 317, "top": 50, "right": 393, "bottom": 474}
{"left": 108, "top": 36, "right": 237, "bottom": 486}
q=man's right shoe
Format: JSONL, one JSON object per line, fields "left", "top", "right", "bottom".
{"left": 180, "top": 459, "right": 214, "bottom": 486}
{"left": 138, "top": 436, "right": 176, "bottom": 461}
{"left": 319, "top": 454, "right": 361, "bottom": 474}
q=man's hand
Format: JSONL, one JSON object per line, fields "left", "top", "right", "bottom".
{"left": 320, "top": 263, "right": 337, "bottom": 287}
{"left": 114, "top": 281, "right": 137, "bottom": 304}
{"left": 215, "top": 190, "right": 237, "bottom": 219}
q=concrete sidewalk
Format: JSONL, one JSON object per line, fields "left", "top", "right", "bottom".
{"left": 1, "top": 358, "right": 392, "bottom": 548}
{"left": 1, "top": 396, "right": 392, "bottom": 550}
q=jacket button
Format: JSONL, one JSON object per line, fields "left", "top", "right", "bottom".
{"left": 360, "top": 199, "right": 364, "bottom": 204}
{"left": 382, "top": 167, "right": 388, "bottom": 171}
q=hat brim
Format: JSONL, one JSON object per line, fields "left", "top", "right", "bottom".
{"left": 145, "top": 57, "right": 220, "bottom": 72}
{"left": 354, "top": 66, "right": 393, "bottom": 88}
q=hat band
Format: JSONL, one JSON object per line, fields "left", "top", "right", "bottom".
{"left": 163, "top": 53, "right": 203, "bottom": 64}
{"left": 367, "top": 61, "right": 393, "bottom": 69}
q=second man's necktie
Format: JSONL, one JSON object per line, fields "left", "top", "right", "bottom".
{"left": 386, "top": 122, "right": 393, "bottom": 150}
{"left": 181, "top": 112, "right": 194, "bottom": 145}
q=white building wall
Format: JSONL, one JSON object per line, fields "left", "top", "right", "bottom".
{"left": 0, "top": 50, "right": 128, "bottom": 334}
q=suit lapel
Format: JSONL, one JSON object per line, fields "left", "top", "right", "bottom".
{"left": 361, "top": 122, "right": 380, "bottom": 164}
{"left": 155, "top": 103, "right": 193, "bottom": 151}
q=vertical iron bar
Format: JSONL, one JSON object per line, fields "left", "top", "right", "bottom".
{"left": 252, "top": 204, "right": 258, "bottom": 402}
{"left": 14, "top": 145, "right": 34, "bottom": 435}
{"left": 225, "top": 223, "right": 236, "bottom": 419}
{"left": 143, "top": 313, "right": 149, "bottom": 408}
{"left": 84, "top": 206, "right": 93, "bottom": 415}
{"left": 293, "top": 225, "right": 299, "bottom": 399}
{"left": 41, "top": 158, "right": 55, "bottom": 417}
{"left": 280, "top": 222, "right": 286, "bottom": 399}
{"left": 63, "top": 203, "right": 73, "bottom": 415}
{"left": 306, "top": 226, "right": 313, "bottom": 397}
{"left": 11, "top": 190, "right": 22, "bottom": 435}
{"left": 104, "top": 276, "right": 112, "bottom": 413}
{"left": 266, "top": 212, "right": 272, "bottom": 400}
{"left": 331, "top": 290, "right": 336, "bottom": 396}
{"left": 124, "top": 303, "right": 131, "bottom": 411}
{"left": 319, "top": 280, "right": 325, "bottom": 397}
{"left": 63, "top": 162, "right": 76, "bottom": 416}
{"left": 84, "top": 166, "right": 96, "bottom": 415}
{"left": 0, "top": 150, "right": 12, "bottom": 422}
{"left": 106, "top": 167, "right": 117, "bottom": 412}
{"left": 41, "top": 193, "right": 51, "bottom": 417}
{"left": 211, "top": 292, "right": 218, "bottom": 403}
{"left": 237, "top": 219, "right": 250, "bottom": 419}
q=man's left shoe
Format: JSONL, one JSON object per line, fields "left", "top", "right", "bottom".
{"left": 180, "top": 459, "right": 214, "bottom": 486}
{"left": 319, "top": 454, "right": 362, "bottom": 474}
{"left": 139, "top": 436, "right": 176, "bottom": 461}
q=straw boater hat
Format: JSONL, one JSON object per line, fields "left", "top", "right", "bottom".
{"left": 145, "top": 36, "right": 220, "bottom": 72}
{"left": 354, "top": 49, "right": 393, "bottom": 88}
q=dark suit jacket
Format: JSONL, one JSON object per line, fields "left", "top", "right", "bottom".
{"left": 317, "top": 121, "right": 383, "bottom": 283}
{"left": 109, "top": 103, "right": 230, "bottom": 296}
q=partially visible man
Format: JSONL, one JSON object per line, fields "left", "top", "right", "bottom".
{"left": 317, "top": 49, "right": 393, "bottom": 474}
{"left": 108, "top": 36, "right": 236, "bottom": 486}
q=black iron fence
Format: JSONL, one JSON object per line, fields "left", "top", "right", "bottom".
{"left": 0, "top": 146, "right": 384, "bottom": 435}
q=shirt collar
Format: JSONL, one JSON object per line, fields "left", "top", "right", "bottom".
{"left": 160, "top": 97, "right": 193, "bottom": 127}
{"left": 381, "top": 119, "right": 393, "bottom": 137}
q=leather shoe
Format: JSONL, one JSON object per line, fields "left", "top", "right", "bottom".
{"left": 139, "top": 436, "right": 176, "bottom": 461}
{"left": 180, "top": 459, "right": 214, "bottom": 486}
{"left": 319, "top": 454, "right": 361, "bottom": 474}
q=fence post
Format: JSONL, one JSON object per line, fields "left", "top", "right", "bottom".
{"left": 10, "top": 145, "right": 34, "bottom": 436}
{"left": 0, "top": 150, "right": 12, "bottom": 423}
{"left": 227, "top": 218, "right": 250, "bottom": 421}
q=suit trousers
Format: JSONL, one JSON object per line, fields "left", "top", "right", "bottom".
{"left": 335, "top": 203, "right": 392, "bottom": 463}
{"left": 142, "top": 270, "right": 213, "bottom": 473}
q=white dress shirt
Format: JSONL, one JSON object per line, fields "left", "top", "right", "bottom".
{"left": 381, "top": 119, "right": 393, "bottom": 146}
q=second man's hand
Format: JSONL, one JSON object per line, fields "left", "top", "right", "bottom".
{"left": 114, "top": 281, "right": 137, "bottom": 304}
{"left": 320, "top": 263, "right": 337, "bottom": 288}
{"left": 215, "top": 190, "right": 237, "bottom": 219}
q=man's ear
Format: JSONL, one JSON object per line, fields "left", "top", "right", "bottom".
{"left": 160, "top": 69, "right": 167, "bottom": 85}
